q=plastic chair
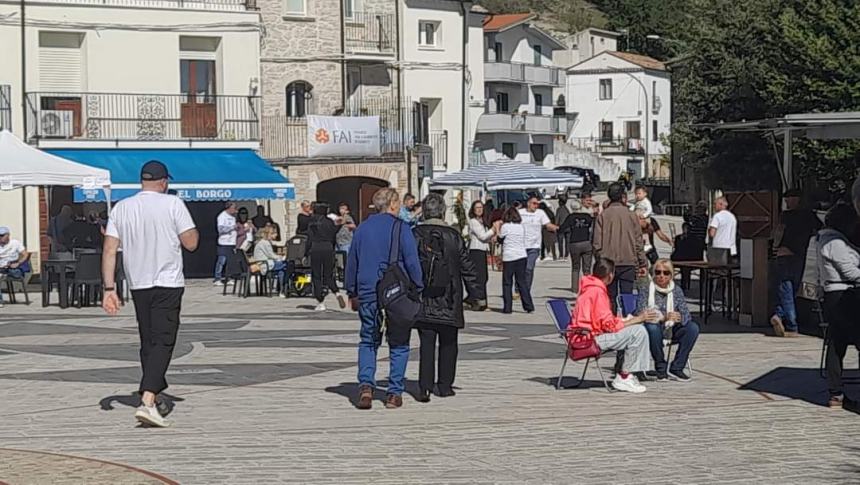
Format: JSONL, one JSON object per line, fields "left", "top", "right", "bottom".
{"left": 4, "top": 258, "right": 32, "bottom": 304}
{"left": 223, "top": 251, "right": 250, "bottom": 298}
{"left": 69, "top": 253, "right": 103, "bottom": 307}
{"left": 545, "top": 299, "right": 612, "bottom": 391}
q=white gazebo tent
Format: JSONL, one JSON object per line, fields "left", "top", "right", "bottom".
{"left": 430, "top": 158, "right": 584, "bottom": 192}
{"left": 0, "top": 130, "right": 111, "bottom": 249}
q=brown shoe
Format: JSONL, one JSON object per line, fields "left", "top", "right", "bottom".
{"left": 384, "top": 394, "right": 403, "bottom": 409}
{"left": 784, "top": 331, "right": 800, "bottom": 338}
{"left": 357, "top": 385, "right": 373, "bottom": 410}
{"left": 770, "top": 314, "right": 785, "bottom": 337}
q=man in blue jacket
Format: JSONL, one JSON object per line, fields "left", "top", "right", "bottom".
{"left": 346, "top": 187, "right": 423, "bottom": 409}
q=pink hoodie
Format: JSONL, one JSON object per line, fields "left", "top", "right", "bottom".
{"left": 568, "top": 275, "right": 624, "bottom": 342}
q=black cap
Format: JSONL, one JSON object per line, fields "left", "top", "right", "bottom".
{"left": 140, "top": 160, "right": 172, "bottom": 181}
{"left": 783, "top": 188, "right": 802, "bottom": 198}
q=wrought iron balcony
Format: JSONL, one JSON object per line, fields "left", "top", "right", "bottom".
{"left": 567, "top": 137, "right": 646, "bottom": 154}
{"left": 476, "top": 110, "right": 569, "bottom": 135}
{"left": 26, "top": 92, "right": 260, "bottom": 143}
{"left": 484, "top": 61, "right": 564, "bottom": 86}
{"left": 344, "top": 12, "right": 395, "bottom": 56}
{"left": 30, "top": 0, "right": 250, "bottom": 11}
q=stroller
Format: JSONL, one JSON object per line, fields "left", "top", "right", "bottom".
{"left": 285, "top": 235, "right": 313, "bottom": 297}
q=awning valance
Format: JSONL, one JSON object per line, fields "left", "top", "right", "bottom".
{"left": 47, "top": 149, "right": 295, "bottom": 202}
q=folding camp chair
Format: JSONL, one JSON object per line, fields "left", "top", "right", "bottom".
{"left": 546, "top": 299, "right": 612, "bottom": 391}
{"left": 620, "top": 292, "right": 692, "bottom": 376}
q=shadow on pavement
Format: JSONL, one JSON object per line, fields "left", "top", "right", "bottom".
{"left": 738, "top": 366, "right": 860, "bottom": 407}
{"left": 526, "top": 376, "right": 608, "bottom": 390}
{"left": 99, "top": 391, "right": 184, "bottom": 417}
{"left": 325, "top": 380, "right": 433, "bottom": 408}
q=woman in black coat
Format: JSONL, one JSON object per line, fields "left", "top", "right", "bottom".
{"left": 413, "top": 193, "right": 480, "bottom": 402}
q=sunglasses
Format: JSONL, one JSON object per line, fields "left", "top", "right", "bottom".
{"left": 654, "top": 270, "right": 672, "bottom": 276}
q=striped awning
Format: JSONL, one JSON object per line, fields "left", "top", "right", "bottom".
{"left": 430, "top": 158, "right": 583, "bottom": 191}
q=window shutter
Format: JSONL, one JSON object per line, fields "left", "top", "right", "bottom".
{"left": 40, "top": 46, "right": 82, "bottom": 92}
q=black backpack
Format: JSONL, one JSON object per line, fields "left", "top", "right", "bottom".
{"left": 418, "top": 228, "right": 452, "bottom": 299}
{"left": 376, "top": 220, "right": 421, "bottom": 328}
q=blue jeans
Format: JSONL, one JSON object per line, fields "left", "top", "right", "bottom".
{"left": 271, "top": 260, "right": 288, "bottom": 292}
{"left": 644, "top": 321, "right": 700, "bottom": 374}
{"left": 213, "top": 245, "right": 234, "bottom": 281}
{"left": 337, "top": 243, "right": 351, "bottom": 254}
{"left": 524, "top": 248, "right": 540, "bottom": 292}
{"left": 357, "top": 300, "right": 410, "bottom": 396}
{"left": 774, "top": 255, "right": 805, "bottom": 332}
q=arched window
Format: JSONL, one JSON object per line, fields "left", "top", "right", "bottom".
{"left": 286, "top": 81, "right": 313, "bottom": 117}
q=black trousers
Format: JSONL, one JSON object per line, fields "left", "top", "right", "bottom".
{"left": 824, "top": 290, "right": 860, "bottom": 396}
{"left": 418, "top": 326, "right": 459, "bottom": 393}
{"left": 467, "top": 249, "right": 488, "bottom": 302}
{"left": 310, "top": 248, "right": 338, "bottom": 303}
{"left": 608, "top": 265, "right": 636, "bottom": 314}
{"left": 502, "top": 258, "right": 534, "bottom": 313}
{"left": 131, "top": 287, "right": 184, "bottom": 395}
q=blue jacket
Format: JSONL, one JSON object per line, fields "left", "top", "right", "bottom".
{"left": 346, "top": 213, "right": 424, "bottom": 302}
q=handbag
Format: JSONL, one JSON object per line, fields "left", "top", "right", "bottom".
{"left": 376, "top": 220, "right": 421, "bottom": 345}
{"left": 568, "top": 335, "right": 601, "bottom": 361}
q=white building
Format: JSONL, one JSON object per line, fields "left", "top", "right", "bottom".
{"left": 564, "top": 50, "right": 671, "bottom": 181}
{"left": 0, "top": 0, "right": 264, "bottom": 274}
{"left": 553, "top": 27, "right": 620, "bottom": 69}
{"left": 477, "top": 13, "right": 568, "bottom": 166}
{"left": 400, "top": 0, "right": 486, "bottom": 176}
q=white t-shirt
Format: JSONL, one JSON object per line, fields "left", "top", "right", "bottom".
{"left": 105, "top": 191, "right": 196, "bottom": 290}
{"left": 217, "top": 210, "right": 237, "bottom": 246}
{"left": 0, "top": 239, "right": 25, "bottom": 267}
{"left": 500, "top": 223, "right": 528, "bottom": 262}
{"left": 518, "top": 208, "right": 550, "bottom": 249}
{"left": 709, "top": 210, "right": 738, "bottom": 255}
{"left": 632, "top": 198, "right": 653, "bottom": 218}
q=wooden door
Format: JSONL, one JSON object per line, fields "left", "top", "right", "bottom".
{"left": 180, "top": 60, "right": 217, "bottom": 138}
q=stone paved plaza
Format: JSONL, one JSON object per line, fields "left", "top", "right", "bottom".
{"left": 0, "top": 260, "right": 858, "bottom": 484}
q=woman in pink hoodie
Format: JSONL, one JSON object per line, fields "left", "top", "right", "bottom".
{"left": 568, "top": 256, "right": 656, "bottom": 393}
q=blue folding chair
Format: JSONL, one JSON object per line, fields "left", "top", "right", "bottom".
{"left": 619, "top": 292, "right": 692, "bottom": 375}
{"left": 546, "top": 299, "right": 612, "bottom": 391}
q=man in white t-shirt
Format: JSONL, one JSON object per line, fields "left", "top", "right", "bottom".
{"left": 214, "top": 202, "right": 238, "bottom": 285}
{"left": 102, "top": 160, "right": 198, "bottom": 428}
{"left": 708, "top": 196, "right": 737, "bottom": 264}
{"left": 0, "top": 227, "right": 29, "bottom": 308}
{"left": 518, "top": 196, "right": 558, "bottom": 293}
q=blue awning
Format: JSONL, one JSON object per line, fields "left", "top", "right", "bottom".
{"left": 46, "top": 149, "right": 295, "bottom": 202}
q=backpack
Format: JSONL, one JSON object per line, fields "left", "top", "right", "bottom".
{"left": 567, "top": 213, "right": 594, "bottom": 243}
{"left": 376, "top": 220, "right": 421, "bottom": 329}
{"left": 418, "top": 228, "right": 452, "bottom": 299}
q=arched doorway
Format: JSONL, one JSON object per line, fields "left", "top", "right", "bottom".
{"left": 316, "top": 176, "right": 388, "bottom": 222}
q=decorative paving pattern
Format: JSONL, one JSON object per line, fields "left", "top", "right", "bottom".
{"left": 0, "top": 448, "right": 176, "bottom": 484}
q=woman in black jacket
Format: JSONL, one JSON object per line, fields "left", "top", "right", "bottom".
{"left": 413, "top": 193, "right": 480, "bottom": 402}
{"left": 307, "top": 203, "right": 345, "bottom": 311}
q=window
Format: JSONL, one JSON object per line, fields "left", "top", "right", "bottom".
{"left": 494, "top": 42, "right": 503, "bottom": 62}
{"left": 530, "top": 144, "right": 546, "bottom": 163}
{"left": 180, "top": 60, "right": 216, "bottom": 101}
{"left": 653, "top": 120, "right": 659, "bottom": 141}
{"left": 39, "top": 32, "right": 84, "bottom": 92}
{"left": 599, "top": 79, "right": 612, "bottom": 100}
{"left": 495, "top": 92, "right": 509, "bottom": 113}
{"left": 419, "top": 21, "right": 439, "bottom": 47}
{"left": 599, "top": 121, "right": 613, "bottom": 141}
{"left": 343, "top": 0, "right": 361, "bottom": 19}
{"left": 286, "top": 81, "right": 313, "bottom": 117}
{"left": 283, "top": 0, "right": 306, "bottom": 16}
{"left": 533, "top": 44, "right": 542, "bottom": 66}
{"left": 502, "top": 143, "right": 516, "bottom": 159}
{"left": 625, "top": 121, "right": 640, "bottom": 139}
{"left": 652, "top": 80, "right": 657, "bottom": 106}
{"left": 533, "top": 93, "right": 543, "bottom": 115}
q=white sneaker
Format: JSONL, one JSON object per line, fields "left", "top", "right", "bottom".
{"left": 315, "top": 303, "right": 327, "bottom": 312}
{"left": 612, "top": 374, "right": 647, "bottom": 393}
{"left": 134, "top": 404, "right": 169, "bottom": 427}
{"left": 213, "top": 280, "right": 225, "bottom": 286}
{"left": 278, "top": 292, "right": 287, "bottom": 298}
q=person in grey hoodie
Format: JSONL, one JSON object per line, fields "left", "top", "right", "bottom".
{"left": 817, "top": 203, "right": 860, "bottom": 408}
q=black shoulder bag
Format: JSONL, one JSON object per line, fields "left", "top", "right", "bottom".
{"left": 376, "top": 220, "right": 421, "bottom": 345}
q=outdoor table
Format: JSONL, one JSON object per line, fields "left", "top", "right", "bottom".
{"left": 41, "top": 258, "right": 76, "bottom": 309}
{"left": 672, "top": 260, "right": 740, "bottom": 324}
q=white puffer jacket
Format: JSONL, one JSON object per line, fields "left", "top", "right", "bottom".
{"left": 817, "top": 228, "right": 860, "bottom": 292}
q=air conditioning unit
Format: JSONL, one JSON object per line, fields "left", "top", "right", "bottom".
{"left": 40, "top": 110, "right": 74, "bottom": 138}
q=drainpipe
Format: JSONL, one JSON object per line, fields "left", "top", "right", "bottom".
{"left": 396, "top": 0, "right": 409, "bottom": 193}
{"left": 340, "top": 0, "right": 346, "bottom": 109}
{"left": 460, "top": 1, "right": 468, "bottom": 169}
{"left": 20, "top": 0, "right": 28, "bottom": 248}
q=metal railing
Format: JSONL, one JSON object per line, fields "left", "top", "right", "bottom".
{"left": 477, "top": 111, "right": 568, "bottom": 135}
{"left": 430, "top": 130, "right": 447, "bottom": 170}
{"left": 344, "top": 11, "right": 395, "bottom": 55}
{"left": 484, "top": 61, "right": 563, "bottom": 86}
{"left": 30, "top": 0, "right": 249, "bottom": 10}
{"left": 567, "top": 136, "right": 645, "bottom": 154}
{"left": 26, "top": 92, "right": 261, "bottom": 142}
{"left": 0, "top": 85, "right": 11, "bottom": 132}
{"left": 260, "top": 97, "right": 416, "bottom": 160}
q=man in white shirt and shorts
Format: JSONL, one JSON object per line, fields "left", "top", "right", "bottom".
{"left": 707, "top": 196, "right": 737, "bottom": 265}
{"left": 102, "top": 160, "right": 199, "bottom": 428}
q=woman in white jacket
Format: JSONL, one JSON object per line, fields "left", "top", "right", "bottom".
{"left": 466, "top": 201, "right": 495, "bottom": 311}
{"left": 817, "top": 203, "right": 860, "bottom": 408}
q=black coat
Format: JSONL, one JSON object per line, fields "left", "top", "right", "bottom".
{"left": 413, "top": 223, "right": 480, "bottom": 329}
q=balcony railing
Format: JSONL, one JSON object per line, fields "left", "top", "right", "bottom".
{"left": 477, "top": 111, "right": 568, "bottom": 135}
{"left": 260, "top": 97, "right": 416, "bottom": 160}
{"left": 484, "top": 61, "right": 563, "bottom": 86}
{"left": 31, "top": 0, "right": 249, "bottom": 11}
{"left": 0, "top": 85, "right": 11, "bottom": 132}
{"left": 430, "top": 130, "right": 447, "bottom": 170}
{"left": 26, "top": 92, "right": 261, "bottom": 142}
{"left": 568, "top": 137, "right": 645, "bottom": 154}
{"left": 344, "top": 11, "right": 395, "bottom": 56}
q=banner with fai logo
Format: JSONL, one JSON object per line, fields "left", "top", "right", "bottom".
{"left": 307, "top": 115, "right": 381, "bottom": 158}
